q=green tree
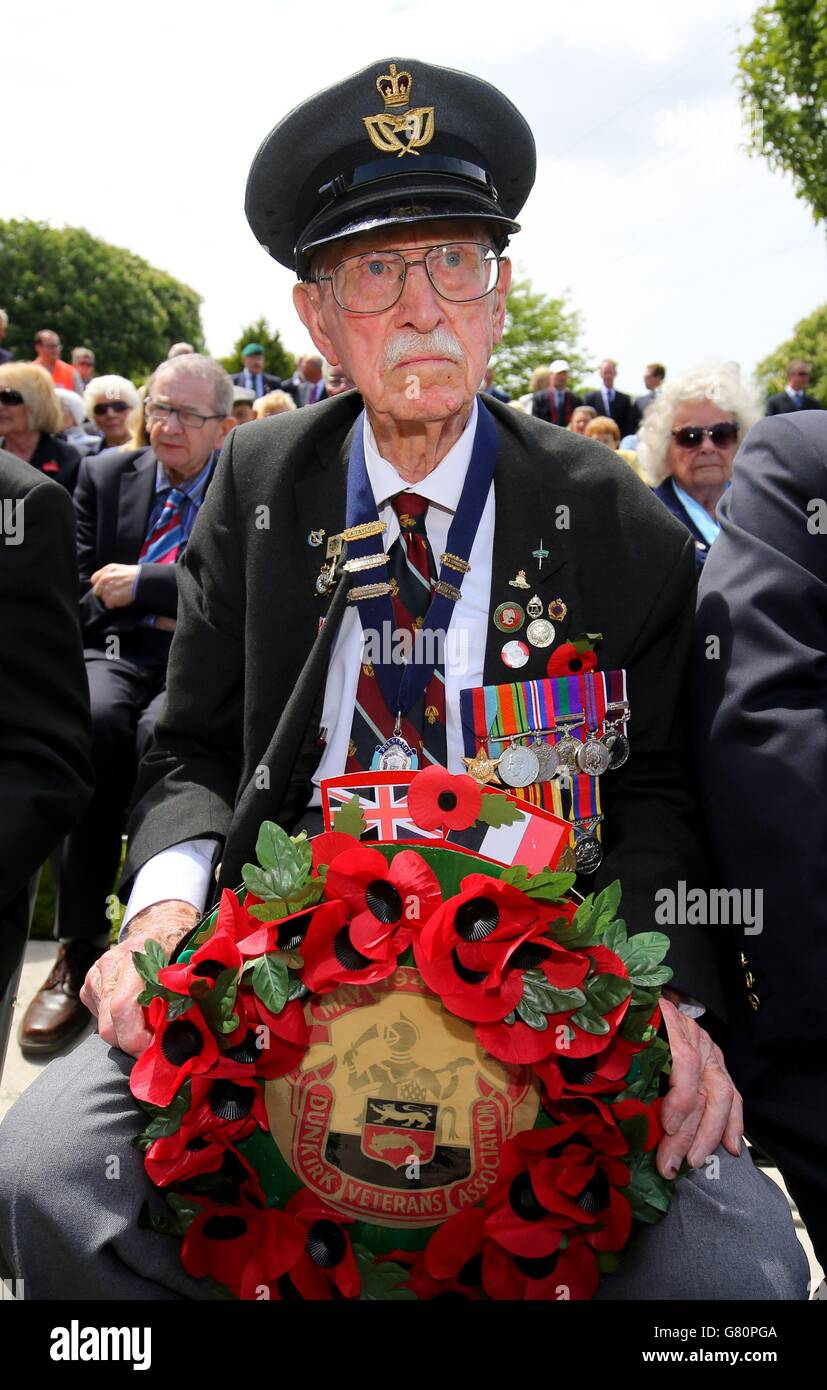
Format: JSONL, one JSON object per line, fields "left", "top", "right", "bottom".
{"left": 738, "top": 1, "right": 827, "bottom": 225}
{"left": 754, "top": 301, "right": 827, "bottom": 400}
{"left": 490, "top": 274, "right": 588, "bottom": 398}
{"left": 0, "top": 219, "right": 205, "bottom": 379}
{"left": 219, "top": 318, "right": 294, "bottom": 380}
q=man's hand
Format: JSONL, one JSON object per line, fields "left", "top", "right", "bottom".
{"left": 90, "top": 562, "right": 140, "bottom": 608}
{"left": 657, "top": 998, "right": 743, "bottom": 1179}
{"left": 79, "top": 900, "right": 200, "bottom": 1057}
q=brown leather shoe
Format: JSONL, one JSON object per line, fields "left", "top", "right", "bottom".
{"left": 18, "top": 941, "right": 101, "bottom": 1057}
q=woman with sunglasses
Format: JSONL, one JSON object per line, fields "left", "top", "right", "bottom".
{"left": 0, "top": 363, "right": 81, "bottom": 492}
{"left": 82, "top": 375, "right": 141, "bottom": 453}
{"left": 637, "top": 364, "right": 761, "bottom": 570}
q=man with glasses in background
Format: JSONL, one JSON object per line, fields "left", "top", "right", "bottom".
{"left": 0, "top": 58, "right": 806, "bottom": 1301}
{"left": 16, "top": 353, "right": 233, "bottom": 1058}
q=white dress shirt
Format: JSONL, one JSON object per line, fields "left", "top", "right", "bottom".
{"left": 122, "top": 401, "right": 493, "bottom": 931}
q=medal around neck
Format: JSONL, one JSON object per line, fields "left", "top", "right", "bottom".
{"left": 371, "top": 716, "right": 420, "bottom": 771}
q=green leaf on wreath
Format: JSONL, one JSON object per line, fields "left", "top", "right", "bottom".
{"left": 140, "top": 1079, "right": 192, "bottom": 1140}
{"left": 601, "top": 919, "right": 628, "bottom": 955}
{"left": 250, "top": 954, "right": 289, "bottom": 1015}
{"left": 166, "top": 1191, "right": 204, "bottom": 1233}
{"left": 503, "top": 1009, "right": 517, "bottom": 1025}
{"left": 629, "top": 967, "right": 673, "bottom": 990}
{"left": 256, "top": 820, "right": 311, "bottom": 881}
{"left": 628, "top": 983, "right": 662, "bottom": 1013}
{"left": 618, "top": 1112, "right": 650, "bottom": 1154}
{"left": 132, "top": 939, "right": 179, "bottom": 1002}
{"left": 626, "top": 1150, "right": 675, "bottom": 1223}
{"left": 592, "top": 880, "right": 622, "bottom": 925}
{"left": 166, "top": 993, "right": 195, "bottom": 1021}
{"left": 247, "top": 878, "right": 325, "bottom": 922}
{"left": 191, "top": 967, "right": 239, "bottom": 1035}
{"left": 585, "top": 972, "right": 632, "bottom": 1014}
{"left": 333, "top": 796, "right": 368, "bottom": 838}
{"left": 616, "top": 930, "right": 670, "bottom": 973}
{"left": 287, "top": 975, "right": 308, "bottom": 1002}
{"left": 596, "top": 1251, "right": 621, "bottom": 1275}
{"left": 570, "top": 1005, "right": 611, "bottom": 1036}
{"left": 520, "top": 968, "right": 585, "bottom": 1015}
{"left": 353, "top": 1244, "right": 418, "bottom": 1301}
{"left": 516, "top": 997, "right": 548, "bottom": 1030}
{"left": 477, "top": 794, "right": 526, "bottom": 828}
{"left": 621, "top": 1008, "right": 658, "bottom": 1044}
{"left": 500, "top": 865, "right": 577, "bottom": 901}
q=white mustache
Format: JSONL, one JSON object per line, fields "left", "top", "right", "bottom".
{"left": 383, "top": 329, "right": 465, "bottom": 371}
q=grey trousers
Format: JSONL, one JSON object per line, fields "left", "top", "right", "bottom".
{"left": 0, "top": 1032, "right": 810, "bottom": 1301}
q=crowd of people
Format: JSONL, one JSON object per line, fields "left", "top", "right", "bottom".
{"left": 0, "top": 48, "right": 824, "bottom": 1305}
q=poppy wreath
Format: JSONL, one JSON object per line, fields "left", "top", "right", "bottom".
{"left": 132, "top": 768, "right": 677, "bottom": 1301}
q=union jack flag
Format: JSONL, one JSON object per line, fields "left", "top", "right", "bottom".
{"left": 321, "top": 773, "right": 443, "bottom": 842}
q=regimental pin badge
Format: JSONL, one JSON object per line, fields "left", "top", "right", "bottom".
{"left": 326, "top": 534, "right": 343, "bottom": 560}
{"left": 548, "top": 597, "right": 568, "bottom": 622}
{"left": 531, "top": 539, "right": 549, "bottom": 570}
{"left": 493, "top": 601, "right": 525, "bottom": 633}
{"left": 315, "top": 562, "right": 337, "bottom": 596}
{"left": 526, "top": 594, "right": 543, "bottom": 619}
{"left": 508, "top": 569, "right": 531, "bottom": 590}
{"left": 500, "top": 639, "right": 530, "bottom": 669}
{"left": 308, "top": 529, "right": 325, "bottom": 547}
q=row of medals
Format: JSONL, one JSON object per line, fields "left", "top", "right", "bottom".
{"left": 480, "top": 704, "right": 630, "bottom": 791}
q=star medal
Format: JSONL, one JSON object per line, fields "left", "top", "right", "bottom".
{"left": 532, "top": 736, "right": 560, "bottom": 780}
{"left": 462, "top": 745, "right": 502, "bottom": 786}
{"left": 497, "top": 738, "right": 540, "bottom": 788}
{"left": 526, "top": 594, "right": 544, "bottom": 619}
{"left": 576, "top": 729, "right": 613, "bottom": 776}
{"left": 526, "top": 618, "right": 555, "bottom": 648}
{"left": 371, "top": 714, "right": 419, "bottom": 771}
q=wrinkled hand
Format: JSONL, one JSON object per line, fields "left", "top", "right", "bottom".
{"left": 657, "top": 998, "right": 743, "bottom": 1179}
{"left": 91, "top": 562, "right": 140, "bottom": 608}
{"left": 79, "top": 900, "right": 200, "bottom": 1057}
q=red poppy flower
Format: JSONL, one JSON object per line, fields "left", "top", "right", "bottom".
{"left": 423, "top": 1203, "right": 599, "bottom": 1301}
{"left": 172, "top": 1067, "right": 269, "bottom": 1151}
{"left": 158, "top": 911, "right": 242, "bottom": 996}
{"left": 310, "top": 831, "right": 359, "bottom": 871}
{"left": 538, "top": 1003, "right": 658, "bottom": 1101}
{"left": 379, "top": 1248, "right": 481, "bottom": 1301}
{"left": 298, "top": 897, "right": 398, "bottom": 993}
{"left": 324, "top": 846, "right": 442, "bottom": 961}
{"left": 407, "top": 766, "right": 482, "bottom": 832}
{"left": 143, "top": 1130, "right": 263, "bottom": 1193}
{"left": 546, "top": 643, "right": 598, "bottom": 677}
{"left": 130, "top": 997, "right": 220, "bottom": 1107}
{"left": 235, "top": 898, "right": 321, "bottom": 959}
{"left": 417, "top": 876, "right": 587, "bottom": 1030}
{"left": 182, "top": 1199, "right": 305, "bottom": 1296}
{"left": 221, "top": 991, "right": 309, "bottom": 1080}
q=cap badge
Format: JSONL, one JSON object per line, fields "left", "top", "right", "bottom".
{"left": 364, "top": 63, "right": 435, "bottom": 158}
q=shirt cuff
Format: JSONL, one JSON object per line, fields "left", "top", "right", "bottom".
{"left": 131, "top": 566, "right": 142, "bottom": 601}
{"left": 676, "top": 996, "right": 706, "bottom": 1020}
{"left": 120, "top": 838, "right": 218, "bottom": 941}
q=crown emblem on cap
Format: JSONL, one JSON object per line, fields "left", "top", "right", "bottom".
{"left": 376, "top": 62, "right": 412, "bottom": 108}
{"left": 364, "top": 63, "right": 435, "bottom": 158}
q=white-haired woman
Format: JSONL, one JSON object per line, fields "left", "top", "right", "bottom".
{"left": 637, "top": 364, "right": 761, "bottom": 570}
{"left": 83, "top": 375, "right": 141, "bottom": 452}
{"left": 0, "top": 362, "right": 81, "bottom": 491}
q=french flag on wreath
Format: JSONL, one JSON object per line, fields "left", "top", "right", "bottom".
{"left": 320, "top": 771, "right": 572, "bottom": 873}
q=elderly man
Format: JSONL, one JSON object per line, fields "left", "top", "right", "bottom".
{"left": 72, "top": 346, "right": 96, "bottom": 387}
{"left": 0, "top": 58, "right": 805, "bottom": 1301}
{"left": 531, "top": 358, "right": 581, "bottom": 425}
{"left": 15, "top": 354, "right": 233, "bottom": 1059}
{"left": 231, "top": 342, "right": 283, "bottom": 400}
{"left": 584, "top": 359, "right": 633, "bottom": 438}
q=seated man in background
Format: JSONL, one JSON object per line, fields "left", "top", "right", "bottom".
{"left": 17, "top": 354, "right": 234, "bottom": 1058}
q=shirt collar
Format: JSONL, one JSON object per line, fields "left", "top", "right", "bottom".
{"left": 670, "top": 478, "right": 721, "bottom": 545}
{"left": 155, "top": 451, "right": 216, "bottom": 499}
{"left": 362, "top": 396, "right": 478, "bottom": 513}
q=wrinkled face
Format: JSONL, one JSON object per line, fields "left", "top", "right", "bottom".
{"left": 293, "top": 220, "right": 511, "bottom": 422}
{"left": 244, "top": 354, "right": 264, "bottom": 375}
{"left": 600, "top": 361, "right": 616, "bottom": 388}
{"left": 666, "top": 399, "right": 739, "bottom": 497}
{"left": 147, "top": 366, "right": 232, "bottom": 477}
{"left": 36, "top": 333, "right": 61, "bottom": 362}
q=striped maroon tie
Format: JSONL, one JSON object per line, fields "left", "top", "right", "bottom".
{"left": 345, "top": 492, "right": 447, "bottom": 771}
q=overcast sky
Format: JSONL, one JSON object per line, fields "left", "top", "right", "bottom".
{"left": 5, "top": 0, "right": 825, "bottom": 391}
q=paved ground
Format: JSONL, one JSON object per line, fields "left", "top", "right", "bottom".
{"left": 1, "top": 940, "right": 823, "bottom": 1298}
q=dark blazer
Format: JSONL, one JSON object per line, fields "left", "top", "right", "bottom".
{"left": 629, "top": 391, "right": 658, "bottom": 434}
{"left": 694, "top": 412, "right": 827, "bottom": 1051}
{"left": 74, "top": 445, "right": 210, "bottom": 647}
{"left": 0, "top": 450, "right": 93, "bottom": 984}
{"left": 765, "top": 390, "right": 821, "bottom": 415}
{"left": 123, "top": 395, "right": 723, "bottom": 1014}
{"left": 652, "top": 478, "right": 711, "bottom": 571}
{"left": 583, "top": 388, "right": 633, "bottom": 437}
{"left": 531, "top": 389, "right": 582, "bottom": 426}
{"left": 25, "top": 432, "right": 80, "bottom": 494}
{"left": 0, "top": 347, "right": 12, "bottom": 365}
{"left": 231, "top": 369, "right": 282, "bottom": 398}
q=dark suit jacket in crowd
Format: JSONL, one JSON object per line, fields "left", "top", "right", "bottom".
{"left": 693, "top": 411, "right": 827, "bottom": 1054}
{"left": 765, "top": 390, "right": 821, "bottom": 416}
{"left": 0, "top": 347, "right": 12, "bottom": 365}
{"left": 0, "top": 450, "right": 93, "bottom": 984}
{"left": 531, "top": 389, "right": 582, "bottom": 426}
{"left": 26, "top": 432, "right": 81, "bottom": 494}
{"left": 652, "top": 477, "right": 711, "bottom": 571}
{"left": 74, "top": 446, "right": 193, "bottom": 648}
{"left": 583, "top": 388, "right": 633, "bottom": 437}
{"left": 231, "top": 370, "right": 283, "bottom": 398}
{"left": 122, "top": 395, "right": 723, "bottom": 1014}
{"left": 629, "top": 390, "right": 658, "bottom": 434}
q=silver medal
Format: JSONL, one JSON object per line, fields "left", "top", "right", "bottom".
{"left": 533, "top": 739, "right": 560, "bottom": 780}
{"left": 371, "top": 734, "right": 419, "bottom": 772}
{"left": 575, "top": 835, "right": 603, "bottom": 874}
{"left": 498, "top": 741, "right": 541, "bottom": 788}
{"left": 555, "top": 731, "right": 582, "bottom": 773}
{"left": 576, "top": 732, "right": 613, "bottom": 776}
{"left": 602, "top": 727, "right": 630, "bottom": 769}
{"left": 526, "top": 618, "right": 555, "bottom": 648}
